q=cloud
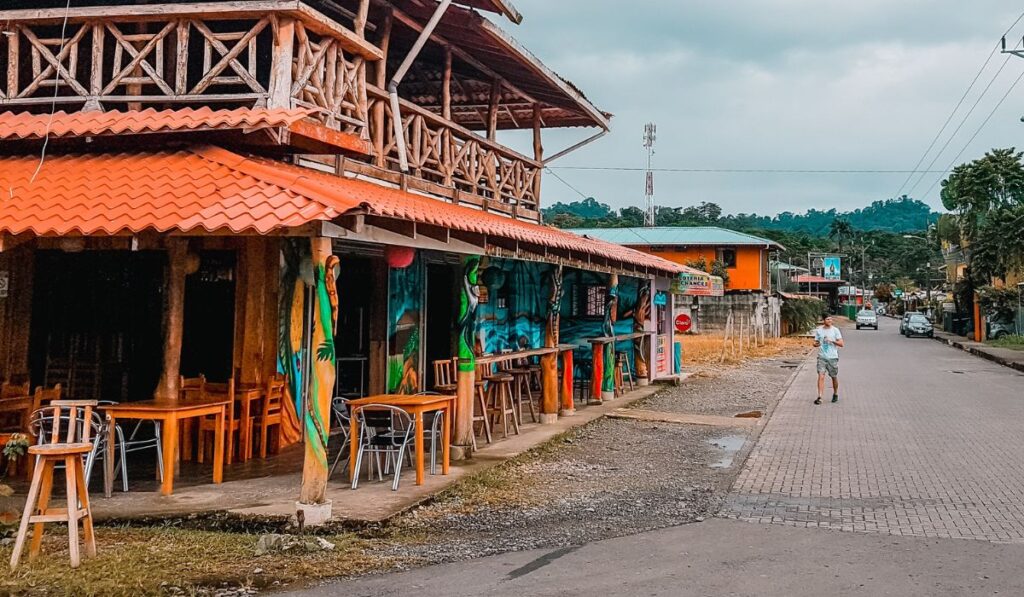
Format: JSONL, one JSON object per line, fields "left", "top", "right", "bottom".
{"left": 499, "top": 1, "right": 1024, "bottom": 215}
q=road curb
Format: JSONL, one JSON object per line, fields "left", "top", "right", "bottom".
{"left": 930, "top": 334, "right": 1024, "bottom": 373}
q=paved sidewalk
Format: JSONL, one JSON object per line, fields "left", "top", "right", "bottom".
{"left": 724, "top": 317, "right": 1024, "bottom": 542}
{"left": 932, "top": 328, "right": 1024, "bottom": 373}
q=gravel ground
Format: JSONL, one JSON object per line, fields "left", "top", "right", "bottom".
{"left": 368, "top": 352, "right": 807, "bottom": 568}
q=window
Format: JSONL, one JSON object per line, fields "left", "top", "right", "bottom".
{"left": 573, "top": 285, "right": 605, "bottom": 318}
{"left": 717, "top": 248, "right": 737, "bottom": 268}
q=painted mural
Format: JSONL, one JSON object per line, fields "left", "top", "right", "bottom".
{"left": 476, "top": 259, "right": 550, "bottom": 354}
{"left": 277, "top": 238, "right": 307, "bottom": 447}
{"left": 458, "top": 256, "right": 481, "bottom": 372}
{"left": 387, "top": 252, "right": 423, "bottom": 394}
{"left": 276, "top": 239, "right": 339, "bottom": 482}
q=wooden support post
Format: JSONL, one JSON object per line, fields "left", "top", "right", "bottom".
{"left": 299, "top": 238, "right": 338, "bottom": 513}
{"left": 973, "top": 292, "right": 983, "bottom": 342}
{"left": 155, "top": 240, "right": 187, "bottom": 400}
{"left": 559, "top": 349, "right": 574, "bottom": 416}
{"left": 85, "top": 23, "right": 104, "bottom": 111}
{"left": 441, "top": 47, "right": 454, "bottom": 186}
{"left": 454, "top": 256, "right": 481, "bottom": 450}
{"left": 591, "top": 342, "right": 603, "bottom": 404}
{"left": 373, "top": 11, "right": 393, "bottom": 167}
{"left": 487, "top": 78, "right": 500, "bottom": 141}
{"left": 268, "top": 16, "right": 296, "bottom": 109}
{"left": 633, "top": 281, "right": 651, "bottom": 386}
{"left": 602, "top": 274, "right": 618, "bottom": 401}
{"left": 355, "top": 0, "right": 370, "bottom": 37}
{"left": 532, "top": 103, "right": 544, "bottom": 205}
{"left": 540, "top": 265, "right": 562, "bottom": 424}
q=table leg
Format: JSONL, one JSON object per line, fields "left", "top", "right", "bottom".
{"left": 442, "top": 404, "right": 451, "bottom": 475}
{"left": 239, "top": 396, "right": 252, "bottom": 463}
{"left": 161, "top": 416, "right": 177, "bottom": 496}
{"left": 213, "top": 408, "right": 225, "bottom": 484}
{"left": 348, "top": 408, "right": 359, "bottom": 481}
{"left": 104, "top": 414, "right": 116, "bottom": 498}
{"left": 414, "top": 410, "right": 424, "bottom": 485}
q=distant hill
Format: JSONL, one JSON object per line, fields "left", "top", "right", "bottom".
{"left": 543, "top": 196, "right": 940, "bottom": 236}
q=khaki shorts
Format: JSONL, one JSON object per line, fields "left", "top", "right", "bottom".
{"left": 817, "top": 357, "right": 839, "bottom": 378}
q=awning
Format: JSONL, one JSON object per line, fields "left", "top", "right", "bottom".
{"left": 0, "top": 145, "right": 684, "bottom": 276}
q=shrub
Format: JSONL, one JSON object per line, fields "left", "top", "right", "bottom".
{"left": 781, "top": 297, "right": 826, "bottom": 333}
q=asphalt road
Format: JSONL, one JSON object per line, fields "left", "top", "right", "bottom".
{"left": 298, "top": 317, "right": 1024, "bottom": 597}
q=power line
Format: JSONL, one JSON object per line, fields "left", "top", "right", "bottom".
{"left": 544, "top": 167, "right": 589, "bottom": 199}
{"left": 548, "top": 166, "right": 950, "bottom": 174}
{"left": 893, "top": 10, "right": 1024, "bottom": 198}
{"left": 919, "top": 63, "right": 1024, "bottom": 200}
{"left": 904, "top": 38, "right": 1023, "bottom": 198}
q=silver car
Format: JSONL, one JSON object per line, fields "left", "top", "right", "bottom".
{"left": 904, "top": 313, "right": 934, "bottom": 338}
{"left": 855, "top": 309, "right": 878, "bottom": 330}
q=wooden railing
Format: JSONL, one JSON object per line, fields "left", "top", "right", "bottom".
{"left": 365, "top": 85, "right": 542, "bottom": 215}
{"left": 0, "top": 6, "right": 378, "bottom": 139}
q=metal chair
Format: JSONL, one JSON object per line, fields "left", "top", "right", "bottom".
{"left": 414, "top": 392, "right": 446, "bottom": 475}
{"left": 328, "top": 396, "right": 356, "bottom": 480}
{"left": 350, "top": 404, "right": 415, "bottom": 491}
{"left": 30, "top": 402, "right": 112, "bottom": 491}
{"left": 97, "top": 400, "right": 163, "bottom": 491}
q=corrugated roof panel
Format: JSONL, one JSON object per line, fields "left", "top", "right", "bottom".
{"left": 566, "top": 226, "right": 783, "bottom": 248}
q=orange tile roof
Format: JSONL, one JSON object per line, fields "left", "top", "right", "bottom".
{"left": 0, "top": 108, "right": 314, "bottom": 140}
{"left": 0, "top": 145, "right": 684, "bottom": 274}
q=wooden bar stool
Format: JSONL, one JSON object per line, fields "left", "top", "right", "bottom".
{"left": 472, "top": 365, "right": 492, "bottom": 448}
{"left": 10, "top": 400, "right": 98, "bottom": 570}
{"left": 615, "top": 352, "right": 635, "bottom": 396}
{"left": 485, "top": 364, "right": 518, "bottom": 438}
{"left": 509, "top": 360, "right": 537, "bottom": 424}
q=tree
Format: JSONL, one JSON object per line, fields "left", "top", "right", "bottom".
{"left": 828, "top": 218, "right": 854, "bottom": 252}
{"left": 940, "top": 148, "right": 1024, "bottom": 286}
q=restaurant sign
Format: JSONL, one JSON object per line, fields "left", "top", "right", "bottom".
{"left": 671, "top": 272, "right": 724, "bottom": 297}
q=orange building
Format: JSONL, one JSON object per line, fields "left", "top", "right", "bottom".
{"left": 568, "top": 227, "right": 783, "bottom": 292}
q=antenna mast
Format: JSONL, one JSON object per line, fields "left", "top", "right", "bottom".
{"left": 643, "top": 122, "right": 657, "bottom": 227}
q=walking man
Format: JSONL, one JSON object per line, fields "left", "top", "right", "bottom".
{"left": 813, "top": 314, "right": 844, "bottom": 405}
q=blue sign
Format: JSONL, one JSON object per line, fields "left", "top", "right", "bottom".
{"left": 823, "top": 256, "right": 842, "bottom": 280}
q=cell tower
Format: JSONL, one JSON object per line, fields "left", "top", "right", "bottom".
{"left": 643, "top": 123, "right": 657, "bottom": 227}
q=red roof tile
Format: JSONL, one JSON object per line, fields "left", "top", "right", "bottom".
{"left": 0, "top": 146, "right": 684, "bottom": 274}
{"left": 0, "top": 108, "right": 314, "bottom": 140}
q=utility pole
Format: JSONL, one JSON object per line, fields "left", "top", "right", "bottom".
{"left": 643, "top": 123, "right": 656, "bottom": 227}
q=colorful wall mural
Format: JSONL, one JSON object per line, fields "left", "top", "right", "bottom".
{"left": 458, "top": 256, "right": 480, "bottom": 373}
{"left": 278, "top": 238, "right": 338, "bottom": 504}
{"left": 387, "top": 252, "right": 423, "bottom": 394}
{"left": 476, "top": 258, "right": 551, "bottom": 354}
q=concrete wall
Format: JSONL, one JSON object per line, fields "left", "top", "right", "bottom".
{"left": 690, "top": 293, "right": 781, "bottom": 338}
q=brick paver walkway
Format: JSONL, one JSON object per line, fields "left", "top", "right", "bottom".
{"left": 724, "top": 318, "right": 1024, "bottom": 543}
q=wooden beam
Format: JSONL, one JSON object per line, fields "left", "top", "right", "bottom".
{"left": 354, "top": 0, "right": 370, "bottom": 38}
{"left": 442, "top": 47, "right": 453, "bottom": 121}
{"left": 532, "top": 102, "right": 543, "bottom": 205}
{"left": 373, "top": 10, "right": 393, "bottom": 166}
{"left": 268, "top": 15, "right": 296, "bottom": 109}
{"left": 155, "top": 240, "right": 188, "bottom": 400}
{"left": 487, "top": 78, "right": 500, "bottom": 141}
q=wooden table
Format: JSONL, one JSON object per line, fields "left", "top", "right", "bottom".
{"left": 347, "top": 394, "right": 454, "bottom": 486}
{"left": 475, "top": 347, "right": 558, "bottom": 366}
{"left": 101, "top": 397, "right": 229, "bottom": 497}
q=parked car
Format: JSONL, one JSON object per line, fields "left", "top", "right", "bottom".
{"left": 900, "top": 311, "right": 923, "bottom": 335}
{"left": 989, "top": 318, "right": 1017, "bottom": 340}
{"left": 855, "top": 309, "right": 878, "bottom": 330}
{"left": 904, "top": 313, "right": 934, "bottom": 338}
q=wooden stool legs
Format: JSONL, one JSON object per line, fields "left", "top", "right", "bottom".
{"left": 472, "top": 384, "right": 492, "bottom": 446}
{"left": 487, "top": 379, "right": 519, "bottom": 438}
{"left": 11, "top": 453, "right": 96, "bottom": 570}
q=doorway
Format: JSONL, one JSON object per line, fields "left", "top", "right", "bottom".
{"left": 424, "top": 263, "right": 457, "bottom": 391}
{"left": 180, "top": 251, "right": 236, "bottom": 382}
{"left": 28, "top": 250, "right": 165, "bottom": 402}
{"left": 334, "top": 256, "right": 372, "bottom": 398}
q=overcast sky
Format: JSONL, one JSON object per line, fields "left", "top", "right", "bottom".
{"left": 498, "top": 1, "right": 1024, "bottom": 216}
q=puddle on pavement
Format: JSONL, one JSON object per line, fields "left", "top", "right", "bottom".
{"left": 707, "top": 434, "right": 746, "bottom": 469}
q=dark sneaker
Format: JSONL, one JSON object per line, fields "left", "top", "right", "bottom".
{"left": 832, "top": 395, "right": 839, "bottom": 403}
{"left": 814, "top": 398, "right": 822, "bottom": 405}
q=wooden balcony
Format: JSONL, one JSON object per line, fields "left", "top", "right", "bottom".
{"left": 342, "top": 85, "right": 542, "bottom": 220}
{"left": 0, "top": 2, "right": 381, "bottom": 141}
